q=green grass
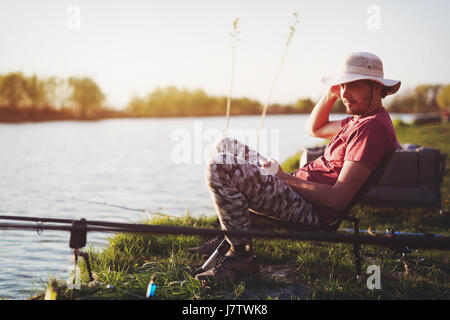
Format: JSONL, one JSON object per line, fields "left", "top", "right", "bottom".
{"left": 40, "top": 122, "right": 450, "bottom": 300}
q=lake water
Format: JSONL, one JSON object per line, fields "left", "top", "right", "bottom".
{"left": 0, "top": 113, "right": 413, "bottom": 299}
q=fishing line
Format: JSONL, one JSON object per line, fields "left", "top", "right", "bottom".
{"left": 225, "top": 17, "right": 240, "bottom": 133}
{"left": 32, "top": 189, "right": 180, "bottom": 220}
{"left": 223, "top": 13, "right": 300, "bottom": 154}
{"left": 258, "top": 12, "right": 300, "bottom": 137}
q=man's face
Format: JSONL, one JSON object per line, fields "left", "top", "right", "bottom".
{"left": 339, "top": 80, "right": 373, "bottom": 115}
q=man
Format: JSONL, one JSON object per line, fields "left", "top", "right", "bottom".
{"left": 194, "top": 52, "right": 401, "bottom": 282}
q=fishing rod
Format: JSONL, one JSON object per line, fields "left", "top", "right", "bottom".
{"left": 1, "top": 215, "right": 449, "bottom": 294}
{"left": 339, "top": 228, "right": 447, "bottom": 239}
{"left": 1, "top": 215, "right": 449, "bottom": 250}
{"left": 2, "top": 213, "right": 442, "bottom": 248}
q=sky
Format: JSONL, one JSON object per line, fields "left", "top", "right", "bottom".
{"left": 0, "top": 0, "right": 449, "bottom": 109}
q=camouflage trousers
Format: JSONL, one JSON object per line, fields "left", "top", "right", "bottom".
{"left": 205, "top": 137, "right": 321, "bottom": 247}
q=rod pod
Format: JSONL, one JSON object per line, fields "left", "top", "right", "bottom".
{"left": 69, "top": 219, "right": 94, "bottom": 282}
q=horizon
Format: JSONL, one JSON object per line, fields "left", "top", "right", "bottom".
{"left": 1, "top": 0, "right": 449, "bottom": 109}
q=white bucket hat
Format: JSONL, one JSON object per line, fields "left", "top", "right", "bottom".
{"left": 322, "top": 52, "right": 401, "bottom": 96}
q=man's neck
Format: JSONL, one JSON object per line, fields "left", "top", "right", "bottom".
{"left": 355, "top": 99, "right": 383, "bottom": 119}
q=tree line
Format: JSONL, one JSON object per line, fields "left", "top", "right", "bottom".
{"left": 126, "top": 86, "right": 338, "bottom": 117}
{"left": 124, "top": 84, "right": 450, "bottom": 116}
{"left": 0, "top": 72, "right": 120, "bottom": 122}
{"left": 0, "top": 72, "right": 449, "bottom": 122}
{"left": 388, "top": 84, "right": 450, "bottom": 113}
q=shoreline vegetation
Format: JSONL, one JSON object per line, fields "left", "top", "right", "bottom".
{"left": 30, "top": 121, "right": 449, "bottom": 300}
{"left": 0, "top": 73, "right": 449, "bottom": 123}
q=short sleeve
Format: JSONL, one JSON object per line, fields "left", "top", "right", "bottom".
{"left": 344, "top": 120, "right": 390, "bottom": 170}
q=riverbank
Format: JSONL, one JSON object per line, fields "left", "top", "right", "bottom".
{"left": 0, "top": 106, "right": 132, "bottom": 123}
{"left": 0, "top": 106, "right": 443, "bottom": 124}
{"left": 34, "top": 122, "right": 450, "bottom": 300}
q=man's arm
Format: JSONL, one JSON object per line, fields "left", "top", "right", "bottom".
{"left": 276, "top": 160, "right": 372, "bottom": 212}
{"left": 305, "top": 86, "right": 342, "bottom": 139}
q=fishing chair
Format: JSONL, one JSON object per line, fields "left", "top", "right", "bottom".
{"left": 248, "top": 151, "right": 396, "bottom": 280}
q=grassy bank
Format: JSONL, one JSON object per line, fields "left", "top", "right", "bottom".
{"left": 38, "top": 122, "right": 450, "bottom": 300}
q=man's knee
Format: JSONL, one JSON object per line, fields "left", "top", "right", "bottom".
{"left": 206, "top": 152, "right": 250, "bottom": 184}
{"left": 208, "top": 152, "right": 242, "bottom": 167}
{"left": 216, "top": 136, "right": 238, "bottom": 153}
{"left": 205, "top": 153, "right": 229, "bottom": 180}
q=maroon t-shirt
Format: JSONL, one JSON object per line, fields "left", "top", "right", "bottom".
{"left": 293, "top": 107, "right": 399, "bottom": 225}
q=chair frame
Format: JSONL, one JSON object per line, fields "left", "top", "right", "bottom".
{"left": 249, "top": 151, "right": 397, "bottom": 280}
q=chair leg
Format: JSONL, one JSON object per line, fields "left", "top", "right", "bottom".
{"left": 352, "top": 219, "right": 362, "bottom": 281}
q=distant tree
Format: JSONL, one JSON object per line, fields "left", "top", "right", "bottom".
{"left": 186, "top": 88, "right": 210, "bottom": 116}
{"left": 24, "top": 75, "right": 48, "bottom": 108}
{"left": 127, "top": 95, "right": 146, "bottom": 116}
{"left": 231, "top": 97, "right": 261, "bottom": 115}
{"left": 0, "top": 72, "right": 27, "bottom": 108}
{"left": 386, "top": 85, "right": 444, "bottom": 113}
{"left": 331, "top": 99, "right": 347, "bottom": 113}
{"left": 387, "top": 92, "right": 416, "bottom": 113}
{"left": 413, "top": 84, "right": 441, "bottom": 113}
{"left": 44, "top": 77, "right": 73, "bottom": 109}
{"left": 146, "top": 86, "right": 174, "bottom": 116}
{"left": 0, "top": 75, "right": 4, "bottom": 106}
{"left": 68, "top": 77, "right": 105, "bottom": 118}
{"left": 436, "top": 84, "right": 450, "bottom": 111}
{"left": 127, "top": 86, "right": 264, "bottom": 117}
{"left": 294, "top": 98, "right": 314, "bottom": 113}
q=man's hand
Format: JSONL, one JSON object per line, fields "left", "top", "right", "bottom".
{"left": 282, "top": 160, "right": 372, "bottom": 212}
{"left": 305, "top": 86, "right": 343, "bottom": 139}
{"left": 329, "top": 85, "right": 341, "bottom": 99}
{"left": 258, "top": 158, "right": 285, "bottom": 178}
